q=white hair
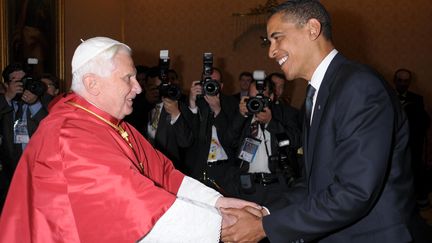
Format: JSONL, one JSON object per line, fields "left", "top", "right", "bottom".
{"left": 71, "top": 45, "right": 131, "bottom": 93}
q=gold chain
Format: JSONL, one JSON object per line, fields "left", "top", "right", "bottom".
{"left": 66, "top": 101, "right": 145, "bottom": 174}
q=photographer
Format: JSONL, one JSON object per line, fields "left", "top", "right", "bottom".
{"left": 137, "top": 66, "right": 193, "bottom": 173}
{"left": 0, "top": 63, "right": 48, "bottom": 210}
{"left": 228, "top": 76, "right": 301, "bottom": 208}
{"left": 184, "top": 66, "right": 239, "bottom": 196}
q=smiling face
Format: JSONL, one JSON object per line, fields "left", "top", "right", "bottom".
{"left": 97, "top": 51, "right": 142, "bottom": 119}
{"left": 267, "top": 13, "right": 316, "bottom": 81}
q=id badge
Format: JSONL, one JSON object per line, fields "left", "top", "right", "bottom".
{"left": 14, "top": 119, "right": 29, "bottom": 144}
{"left": 238, "top": 137, "right": 261, "bottom": 163}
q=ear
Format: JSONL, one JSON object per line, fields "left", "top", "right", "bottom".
{"left": 307, "top": 18, "right": 322, "bottom": 40}
{"left": 82, "top": 73, "right": 100, "bottom": 96}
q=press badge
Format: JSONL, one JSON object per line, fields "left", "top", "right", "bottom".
{"left": 14, "top": 119, "right": 29, "bottom": 144}
{"left": 238, "top": 137, "right": 261, "bottom": 163}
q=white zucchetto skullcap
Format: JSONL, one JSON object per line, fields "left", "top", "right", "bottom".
{"left": 71, "top": 37, "right": 130, "bottom": 73}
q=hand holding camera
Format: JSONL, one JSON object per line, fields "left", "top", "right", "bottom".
{"left": 5, "top": 77, "right": 45, "bottom": 104}
{"left": 158, "top": 50, "right": 181, "bottom": 101}
{"left": 239, "top": 96, "right": 249, "bottom": 117}
{"left": 204, "top": 94, "right": 221, "bottom": 116}
{"left": 254, "top": 106, "right": 272, "bottom": 124}
{"left": 245, "top": 70, "right": 271, "bottom": 115}
{"left": 162, "top": 97, "right": 180, "bottom": 118}
{"left": 200, "top": 53, "right": 220, "bottom": 97}
{"left": 188, "top": 80, "right": 203, "bottom": 108}
{"left": 21, "top": 89, "right": 38, "bottom": 105}
{"left": 4, "top": 79, "right": 24, "bottom": 102}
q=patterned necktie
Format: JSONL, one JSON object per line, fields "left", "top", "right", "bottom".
{"left": 151, "top": 104, "right": 161, "bottom": 129}
{"left": 250, "top": 120, "right": 259, "bottom": 138}
{"left": 305, "top": 84, "right": 316, "bottom": 126}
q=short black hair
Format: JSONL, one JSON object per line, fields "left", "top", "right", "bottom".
{"left": 2, "top": 63, "right": 25, "bottom": 83}
{"left": 251, "top": 76, "right": 275, "bottom": 95}
{"left": 268, "top": 72, "right": 286, "bottom": 81}
{"left": 271, "top": 0, "right": 333, "bottom": 41}
{"left": 40, "top": 73, "right": 60, "bottom": 89}
{"left": 239, "top": 71, "right": 253, "bottom": 80}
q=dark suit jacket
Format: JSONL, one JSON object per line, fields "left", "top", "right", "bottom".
{"left": 0, "top": 95, "right": 48, "bottom": 179}
{"left": 151, "top": 102, "right": 193, "bottom": 172}
{"left": 263, "top": 53, "right": 415, "bottom": 243}
{"left": 182, "top": 94, "right": 239, "bottom": 179}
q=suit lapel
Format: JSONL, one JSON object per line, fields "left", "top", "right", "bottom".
{"left": 305, "top": 53, "right": 346, "bottom": 179}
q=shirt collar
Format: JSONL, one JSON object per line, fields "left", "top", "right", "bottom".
{"left": 309, "top": 49, "right": 338, "bottom": 91}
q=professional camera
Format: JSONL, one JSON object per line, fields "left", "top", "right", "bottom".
{"left": 157, "top": 50, "right": 181, "bottom": 100}
{"left": 246, "top": 70, "right": 271, "bottom": 115}
{"left": 268, "top": 133, "right": 298, "bottom": 186}
{"left": 21, "top": 76, "right": 47, "bottom": 97}
{"left": 14, "top": 57, "right": 46, "bottom": 98}
{"left": 200, "top": 52, "right": 220, "bottom": 96}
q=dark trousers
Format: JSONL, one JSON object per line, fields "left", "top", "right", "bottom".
{"left": 201, "top": 161, "right": 238, "bottom": 197}
{"left": 236, "top": 173, "right": 289, "bottom": 208}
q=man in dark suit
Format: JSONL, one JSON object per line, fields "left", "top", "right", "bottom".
{"left": 228, "top": 77, "right": 301, "bottom": 207}
{"left": 183, "top": 67, "right": 239, "bottom": 196}
{"left": 0, "top": 63, "right": 48, "bottom": 211}
{"left": 233, "top": 71, "right": 253, "bottom": 102}
{"left": 128, "top": 66, "right": 193, "bottom": 173}
{"left": 221, "top": 1, "right": 417, "bottom": 242}
{"left": 394, "top": 68, "right": 431, "bottom": 209}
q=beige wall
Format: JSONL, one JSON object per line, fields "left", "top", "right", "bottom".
{"left": 64, "top": 0, "right": 432, "bottom": 110}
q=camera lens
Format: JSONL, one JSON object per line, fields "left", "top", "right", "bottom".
{"left": 166, "top": 85, "right": 181, "bottom": 100}
{"left": 203, "top": 79, "right": 220, "bottom": 96}
{"left": 159, "top": 83, "right": 181, "bottom": 100}
{"left": 246, "top": 97, "right": 264, "bottom": 114}
{"left": 22, "top": 77, "right": 46, "bottom": 97}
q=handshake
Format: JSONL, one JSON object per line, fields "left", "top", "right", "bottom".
{"left": 216, "top": 197, "right": 268, "bottom": 242}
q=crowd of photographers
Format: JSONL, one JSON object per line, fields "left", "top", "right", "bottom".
{"left": 0, "top": 52, "right": 302, "bottom": 211}
{"left": 124, "top": 52, "right": 303, "bottom": 208}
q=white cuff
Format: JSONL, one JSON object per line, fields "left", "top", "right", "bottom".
{"left": 139, "top": 198, "right": 222, "bottom": 243}
{"left": 177, "top": 176, "right": 222, "bottom": 207}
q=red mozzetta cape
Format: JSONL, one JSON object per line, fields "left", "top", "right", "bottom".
{"left": 0, "top": 93, "right": 184, "bottom": 242}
